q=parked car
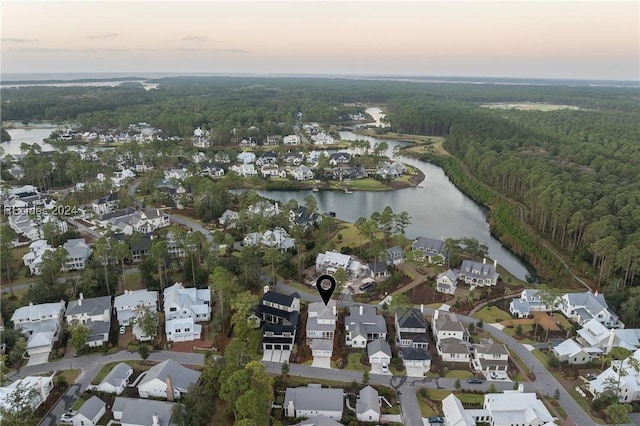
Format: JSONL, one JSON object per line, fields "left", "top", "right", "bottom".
{"left": 60, "top": 413, "right": 74, "bottom": 424}
{"left": 490, "top": 372, "right": 506, "bottom": 380}
{"left": 428, "top": 416, "right": 445, "bottom": 424}
{"left": 119, "top": 326, "right": 126, "bottom": 335}
{"left": 381, "top": 362, "right": 388, "bottom": 373}
{"left": 467, "top": 377, "right": 483, "bottom": 384}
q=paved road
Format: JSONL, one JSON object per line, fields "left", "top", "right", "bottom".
{"left": 276, "top": 281, "right": 594, "bottom": 426}
{"left": 168, "top": 214, "right": 215, "bottom": 244}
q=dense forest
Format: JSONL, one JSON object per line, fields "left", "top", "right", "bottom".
{"left": 2, "top": 77, "right": 640, "bottom": 291}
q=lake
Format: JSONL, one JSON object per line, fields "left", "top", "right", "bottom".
{"left": 1, "top": 122, "right": 58, "bottom": 154}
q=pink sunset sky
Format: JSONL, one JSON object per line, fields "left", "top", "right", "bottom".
{"left": 1, "top": 0, "right": 639, "bottom": 80}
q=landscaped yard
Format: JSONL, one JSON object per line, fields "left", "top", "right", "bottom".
{"left": 344, "top": 352, "right": 370, "bottom": 372}
{"left": 444, "top": 370, "right": 474, "bottom": 379}
{"left": 472, "top": 306, "right": 512, "bottom": 323}
{"left": 550, "top": 312, "right": 573, "bottom": 331}
{"left": 531, "top": 349, "right": 552, "bottom": 368}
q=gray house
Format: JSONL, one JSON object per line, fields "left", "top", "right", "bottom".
{"left": 72, "top": 395, "right": 106, "bottom": 426}
{"left": 284, "top": 384, "right": 344, "bottom": 420}
{"left": 95, "top": 362, "right": 133, "bottom": 394}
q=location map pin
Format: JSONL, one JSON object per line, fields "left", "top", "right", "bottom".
{"left": 316, "top": 274, "right": 337, "bottom": 306}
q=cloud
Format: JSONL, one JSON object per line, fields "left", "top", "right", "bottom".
{"left": 1, "top": 38, "right": 38, "bottom": 43}
{"left": 182, "top": 35, "right": 208, "bottom": 43}
{"left": 88, "top": 32, "right": 119, "bottom": 40}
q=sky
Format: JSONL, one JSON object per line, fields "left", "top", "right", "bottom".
{"left": 1, "top": 1, "right": 639, "bottom": 81}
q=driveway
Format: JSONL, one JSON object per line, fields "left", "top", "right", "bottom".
{"left": 311, "top": 356, "right": 331, "bottom": 369}
{"left": 370, "top": 362, "right": 390, "bottom": 375}
{"left": 26, "top": 353, "right": 51, "bottom": 366}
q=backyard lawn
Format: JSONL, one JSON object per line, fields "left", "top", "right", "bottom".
{"left": 445, "top": 370, "right": 474, "bottom": 379}
{"left": 472, "top": 306, "right": 512, "bottom": 323}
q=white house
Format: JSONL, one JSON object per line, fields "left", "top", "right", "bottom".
{"left": 436, "top": 270, "right": 458, "bottom": 295}
{"left": 231, "top": 163, "right": 258, "bottom": 177}
{"left": 509, "top": 288, "right": 559, "bottom": 318}
{"left": 114, "top": 289, "right": 158, "bottom": 341}
{"left": 284, "top": 384, "right": 343, "bottom": 420}
{"left": 65, "top": 294, "right": 112, "bottom": 347}
{"left": 552, "top": 339, "right": 601, "bottom": 365}
{"left": 95, "top": 362, "right": 133, "bottom": 394}
{"left": 457, "top": 259, "right": 499, "bottom": 289}
{"left": 163, "top": 283, "right": 211, "bottom": 342}
{"left": 442, "top": 389, "right": 555, "bottom": 426}
{"left": 236, "top": 151, "right": 256, "bottom": 164}
{"left": 559, "top": 290, "right": 623, "bottom": 328}
{"left": 283, "top": 135, "right": 300, "bottom": 145}
{"left": 112, "top": 397, "right": 177, "bottom": 426}
{"left": 589, "top": 348, "right": 640, "bottom": 402}
{"left": 356, "top": 386, "right": 380, "bottom": 423}
{"left": 11, "top": 301, "right": 65, "bottom": 361}
{"left": 21, "top": 240, "right": 53, "bottom": 276}
{"left": 345, "top": 305, "right": 387, "bottom": 348}
{"left": 62, "top": 238, "right": 92, "bottom": 271}
{"left": 432, "top": 310, "right": 471, "bottom": 363}
{"left": 137, "top": 359, "right": 201, "bottom": 400}
{"left": 292, "top": 165, "right": 314, "bottom": 181}
{"left": 72, "top": 395, "right": 106, "bottom": 426}
{"left": 92, "top": 193, "right": 118, "bottom": 215}
{"left": 385, "top": 246, "right": 405, "bottom": 266}
{"left": 411, "top": 237, "right": 445, "bottom": 263}
{"left": 306, "top": 300, "right": 337, "bottom": 341}
{"left": 471, "top": 338, "right": 509, "bottom": 374}
{"left": 367, "top": 339, "right": 392, "bottom": 367}
{"left": 0, "top": 375, "right": 54, "bottom": 420}
{"left": 316, "top": 251, "right": 368, "bottom": 277}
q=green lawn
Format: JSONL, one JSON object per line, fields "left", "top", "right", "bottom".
{"left": 344, "top": 352, "right": 370, "bottom": 372}
{"left": 568, "top": 387, "right": 601, "bottom": 422}
{"left": 417, "top": 396, "right": 438, "bottom": 417}
{"left": 531, "top": 349, "right": 552, "bottom": 369}
{"left": 550, "top": 313, "right": 573, "bottom": 331}
{"left": 345, "top": 179, "right": 388, "bottom": 191}
{"left": 472, "top": 306, "right": 512, "bottom": 323}
{"left": 456, "top": 393, "right": 485, "bottom": 405}
{"left": 423, "top": 389, "right": 451, "bottom": 401}
{"left": 56, "top": 368, "right": 80, "bottom": 384}
{"left": 444, "top": 370, "right": 474, "bottom": 379}
{"left": 502, "top": 324, "right": 535, "bottom": 341}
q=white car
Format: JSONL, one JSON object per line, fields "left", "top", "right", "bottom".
{"left": 381, "top": 362, "right": 389, "bottom": 373}
{"left": 490, "top": 372, "right": 506, "bottom": 380}
{"left": 60, "top": 413, "right": 74, "bottom": 424}
{"left": 119, "top": 326, "right": 126, "bottom": 335}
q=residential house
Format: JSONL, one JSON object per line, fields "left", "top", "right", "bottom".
{"left": 395, "top": 307, "right": 428, "bottom": 349}
{"left": 112, "top": 397, "right": 178, "bottom": 426}
{"left": 247, "top": 201, "right": 278, "bottom": 218}
{"left": 164, "top": 168, "right": 191, "bottom": 181}
{"left": 367, "top": 339, "right": 392, "bottom": 367}
{"left": 306, "top": 300, "right": 337, "bottom": 341}
{"left": 8, "top": 214, "right": 43, "bottom": 240}
{"left": 237, "top": 151, "right": 256, "bottom": 164}
{"left": 509, "top": 288, "right": 559, "bottom": 318}
{"left": 399, "top": 347, "right": 432, "bottom": 375}
{"left": 292, "top": 165, "right": 314, "bottom": 181}
{"left": 265, "top": 135, "right": 281, "bottom": 146}
{"left": 471, "top": 338, "right": 509, "bottom": 374}
{"left": 0, "top": 375, "right": 54, "bottom": 420}
{"left": 231, "top": 163, "right": 258, "bottom": 177}
{"left": 559, "top": 290, "right": 623, "bottom": 328}
{"left": 311, "top": 131, "right": 335, "bottom": 145}
{"left": 356, "top": 386, "right": 380, "bottom": 423}
{"left": 589, "top": 348, "right": 640, "bottom": 402}
{"left": 552, "top": 339, "right": 601, "bottom": 365}
{"left": 282, "top": 152, "right": 304, "bottom": 165}
{"left": 345, "top": 305, "right": 387, "bottom": 348}
{"left": 261, "top": 227, "right": 296, "bottom": 252}
{"left": 328, "top": 152, "right": 351, "bottom": 165}
{"left": 259, "top": 290, "right": 300, "bottom": 360}
{"left": 65, "top": 294, "right": 112, "bottom": 347}
{"left": 10, "top": 301, "right": 65, "bottom": 361}
{"left": 258, "top": 151, "right": 279, "bottom": 164}
{"left": 457, "top": 259, "right": 500, "bottom": 289}
{"left": 432, "top": 310, "right": 471, "bottom": 363}
{"left": 411, "top": 236, "right": 445, "bottom": 263}
{"left": 331, "top": 166, "right": 368, "bottom": 181}
{"left": 442, "top": 389, "right": 555, "bottom": 426}
{"left": 95, "top": 362, "right": 133, "bottom": 394}
{"left": 22, "top": 240, "right": 53, "bottom": 276}
{"left": 376, "top": 163, "right": 403, "bottom": 180}
{"left": 72, "top": 395, "right": 106, "bottom": 426}
{"left": 214, "top": 152, "right": 231, "bottom": 164}
{"left": 200, "top": 163, "right": 224, "bottom": 177}
{"left": 261, "top": 164, "right": 286, "bottom": 177}
{"left": 92, "top": 193, "right": 118, "bottom": 215}
{"left": 436, "top": 270, "right": 458, "bottom": 295}
{"left": 289, "top": 205, "right": 322, "bottom": 228}
{"left": 368, "top": 262, "right": 389, "bottom": 279}
{"left": 316, "top": 251, "right": 368, "bottom": 277}
{"left": 284, "top": 384, "right": 344, "bottom": 420}
{"left": 243, "top": 232, "right": 263, "bottom": 247}
{"left": 114, "top": 289, "right": 158, "bottom": 341}
{"left": 310, "top": 339, "right": 334, "bottom": 359}
{"left": 283, "top": 135, "right": 301, "bottom": 145}
{"left": 219, "top": 209, "right": 239, "bottom": 228}
{"left": 239, "top": 137, "right": 258, "bottom": 148}
{"left": 293, "top": 415, "right": 344, "bottom": 426}
{"left": 163, "top": 283, "right": 211, "bottom": 342}
{"left": 385, "top": 246, "right": 405, "bottom": 266}
{"left": 137, "top": 359, "right": 201, "bottom": 400}
{"left": 62, "top": 238, "right": 92, "bottom": 271}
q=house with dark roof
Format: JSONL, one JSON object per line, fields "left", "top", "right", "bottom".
{"left": 259, "top": 290, "right": 301, "bottom": 362}
{"left": 411, "top": 236, "right": 445, "bottom": 263}
{"left": 92, "top": 193, "right": 118, "bottom": 215}
{"left": 395, "top": 308, "right": 428, "bottom": 349}
{"left": 368, "top": 262, "right": 389, "bottom": 279}
{"left": 457, "top": 259, "right": 500, "bottom": 289}
{"left": 290, "top": 205, "right": 322, "bottom": 228}
{"left": 328, "top": 152, "right": 351, "bottom": 166}
{"left": 65, "top": 294, "right": 112, "bottom": 347}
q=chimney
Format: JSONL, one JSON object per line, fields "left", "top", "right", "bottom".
{"left": 518, "top": 383, "right": 524, "bottom": 393}
{"left": 594, "top": 290, "right": 599, "bottom": 297}
{"left": 333, "top": 304, "right": 337, "bottom": 317}
{"left": 263, "top": 285, "right": 270, "bottom": 294}
{"left": 152, "top": 413, "right": 160, "bottom": 426}
{"left": 78, "top": 293, "right": 83, "bottom": 306}
{"left": 420, "top": 304, "right": 424, "bottom": 314}
{"left": 287, "top": 400, "right": 295, "bottom": 418}
{"left": 440, "top": 235, "right": 444, "bottom": 241}
{"left": 29, "top": 301, "right": 33, "bottom": 306}
{"left": 359, "top": 305, "right": 363, "bottom": 316}
{"left": 606, "top": 328, "right": 616, "bottom": 354}
{"left": 434, "top": 310, "right": 439, "bottom": 320}
{"left": 493, "top": 259, "right": 497, "bottom": 267}
{"left": 483, "top": 258, "right": 486, "bottom": 264}
{"left": 165, "top": 375, "right": 174, "bottom": 401}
